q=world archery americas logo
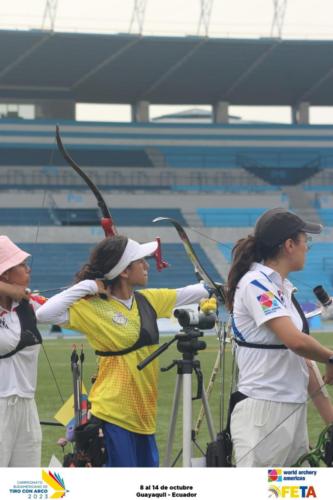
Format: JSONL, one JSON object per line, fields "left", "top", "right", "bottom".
{"left": 257, "top": 291, "right": 280, "bottom": 312}
{"left": 42, "top": 470, "right": 67, "bottom": 499}
{"left": 268, "top": 469, "right": 283, "bottom": 482}
{"left": 267, "top": 470, "right": 317, "bottom": 498}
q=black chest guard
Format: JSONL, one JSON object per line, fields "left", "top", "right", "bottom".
{"left": 95, "top": 291, "right": 159, "bottom": 357}
{"left": 0, "top": 300, "right": 42, "bottom": 360}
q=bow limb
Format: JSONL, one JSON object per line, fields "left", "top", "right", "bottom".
{"left": 293, "top": 423, "right": 333, "bottom": 467}
{"left": 56, "top": 125, "right": 167, "bottom": 270}
{"left": 55, "top": 125, "right": 116, "bottom": 237}
{"left": 153, "top": 217, "right": 225, "bottom": 302}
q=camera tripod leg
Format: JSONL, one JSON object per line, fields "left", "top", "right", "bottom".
{"left": 182, "top": 373, "right": 193, "bottom": 467}
{"left": 163, "top": 367, "right": 217, "bottom": 467}
{"left": 163, "top": 374, "right": 183, "bottom": 466}
{"left": 163, "top": 373, "right": 196, "bottom": 467}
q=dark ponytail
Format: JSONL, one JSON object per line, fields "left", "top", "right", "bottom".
{"left": 225, "top": 235, "right": 286, "bottom": 311}
{"left": 75, "top": 235, "right": 128, "bottom": 284}
{"left": 225, "top": 236, "right": 258, "bottom": 311}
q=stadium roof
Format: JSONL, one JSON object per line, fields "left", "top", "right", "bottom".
{"left": 1, "top": 29, "right": 333, "bottom": 106}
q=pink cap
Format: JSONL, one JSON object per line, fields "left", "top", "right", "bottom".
{"left": 0, "top": 236, "right": 31, "bottom": 275}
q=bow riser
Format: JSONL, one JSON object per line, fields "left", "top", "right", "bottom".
{"left": 56, "top": 125, "right": 167, "bottom": 271}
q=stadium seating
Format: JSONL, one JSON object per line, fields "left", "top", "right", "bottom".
{"left": 290, "top": 244, "right": 333, "bottom": 303}
{"left": 317, "top": 209, "right": 333, "bottom": 226}
{"left": 0, "top": 208, "right": 54, "bottom": 225}
{"left": 0, "top": 146, "right": 153, "bottom": 168}
{"left": 0, "top": 208, "right": 187, "bottom": 227}
{"left": 1, "top": 119, "right": 333, "bottom": 312}
{"left": 22, "top": 242, "right": 221, "bottom": 295}
{"left": 197, "top": 208, "right": 267, "bottom": 227}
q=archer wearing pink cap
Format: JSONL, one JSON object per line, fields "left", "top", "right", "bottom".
{"left": 0, "top": 236, "right": 45, "bottom": 467}
{"left": 0, "top": 235, "right": 31, "bottom": 275}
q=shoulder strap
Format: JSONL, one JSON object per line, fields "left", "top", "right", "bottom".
{"left": 291, "top": 293, "right": 309, "bottom": 335}
{"left": 233, "top": 338, "right": 287, "bottom": 349}
{"left": 0, "top": 300, "right": 42, "bottom": 360}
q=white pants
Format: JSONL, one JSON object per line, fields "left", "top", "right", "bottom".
{"left": 0, "top": 396, "right": 42, "bottom": 467}
{"left": 230, "top": 397, "right": 309, "bottom": 467}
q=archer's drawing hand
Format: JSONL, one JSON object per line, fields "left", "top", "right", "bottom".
{"left": 95, "top": 279, "right": 110, "bottom": 300}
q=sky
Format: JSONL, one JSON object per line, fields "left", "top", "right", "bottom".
{"left": 1, "top": 0, "right": 333, "bottom": 124}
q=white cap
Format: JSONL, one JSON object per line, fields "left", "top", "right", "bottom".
{"left": 104, "top": 238, "right": 158, "bottom": 280}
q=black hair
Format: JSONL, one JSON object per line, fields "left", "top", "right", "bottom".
{"left": 75, "top": 235, "right": 128, "bottom": 285}
{"left": 225, "top": 231, "right": 302, "bottom": 311}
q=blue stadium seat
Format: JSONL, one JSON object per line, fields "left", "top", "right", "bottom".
{"left": 317, "top": 209, "right": 333, "bottom": 226}
{"left": 290, "top": 243, "right": 333, "bottom": 303}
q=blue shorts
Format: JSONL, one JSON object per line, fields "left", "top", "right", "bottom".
{"left": 103, "top": 422, "right": 159, "bottom": 467}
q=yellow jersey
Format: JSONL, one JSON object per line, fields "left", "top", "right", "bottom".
{"left": 65, "top": 288, "right": 177, "bottom": 434}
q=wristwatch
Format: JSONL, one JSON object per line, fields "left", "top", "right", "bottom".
{"left": 328, "top": 356, "right": 333, "bottom": 364}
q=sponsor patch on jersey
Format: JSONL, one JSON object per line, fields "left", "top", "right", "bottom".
{"left": 112, "top": 312, "right": 128, "bottom": 326}
{"left": 257, "top": 291, "right": 281, "bottom": 315}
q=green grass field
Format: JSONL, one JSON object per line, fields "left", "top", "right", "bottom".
{"left": 36, "top": 332, "right": 333, "bottom": 467}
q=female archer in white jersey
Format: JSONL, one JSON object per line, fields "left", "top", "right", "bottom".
{"left": 225, "top": 208, "right": 333, "bottom": 467}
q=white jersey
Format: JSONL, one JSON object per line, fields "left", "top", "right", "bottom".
{"left": 232, "top": 262, "right": 309, "bottom": 403}
{"left": 0, "top": 296, "right": 44, "bottom": 398}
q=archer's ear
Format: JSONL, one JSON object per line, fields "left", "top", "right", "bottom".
{"left": 282, "top": 238, "right": 295, "bottom": 253}
{"left": 119, "top": 268, "right": 130, "bottom": 279}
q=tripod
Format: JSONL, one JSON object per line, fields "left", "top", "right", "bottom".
{"left": 161, "top": 328, "right": 216, "bottom": 467}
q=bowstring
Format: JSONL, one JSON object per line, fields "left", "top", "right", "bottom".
{"left": 33, "top": 133, "right": 65, "bottom": 405}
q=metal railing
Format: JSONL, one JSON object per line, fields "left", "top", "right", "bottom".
{"left": 0, "top": 166, "right": 274, "bottom": 191}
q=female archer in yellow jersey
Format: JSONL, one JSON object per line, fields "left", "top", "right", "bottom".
{"left": 36, "top": 235, "right": 210, "bottom": 467}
